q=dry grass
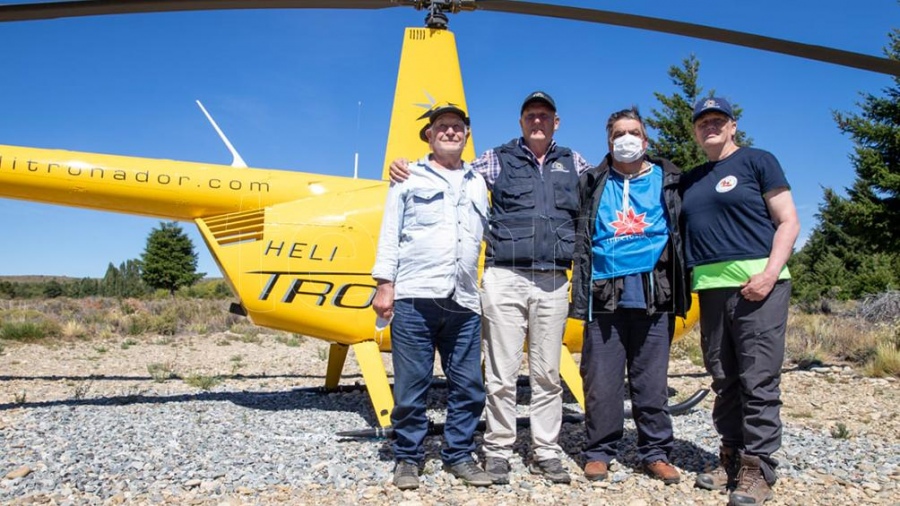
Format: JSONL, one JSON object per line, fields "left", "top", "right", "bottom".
{"left": 0, "top": 297, "right": 248, "bottom": 343}
{"left": 1, "top": 296, "right": 897, "bottom": 377}
{"left": 670, "top": 326, "right": 703, "bottom": 367}
{"left": 671, "top": 304, "right": 898, "bottom": 378}
{"left": 787, "top": 304, "right": 898, "bottom": 376}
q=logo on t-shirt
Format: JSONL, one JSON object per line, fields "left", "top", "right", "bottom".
{"left": 609, "top": 208, "right": 650, "bottom": 236}
{"left": 715, "top": 175, "right": 738, "bottom": 193}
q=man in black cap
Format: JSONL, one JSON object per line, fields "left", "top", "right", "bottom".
{"left": 390, "top": 91, "right": 590, "bottom": 485}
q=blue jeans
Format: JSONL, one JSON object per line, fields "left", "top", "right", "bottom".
{"left": 390, "top": 298, "right": 485, "bottom": 466}
{"left": 580, "top": 309, "right": 675, "bottom": 465}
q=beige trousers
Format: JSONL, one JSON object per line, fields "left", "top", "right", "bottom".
{"left": 480, "top": 266, "right": 570, "bottom": 462}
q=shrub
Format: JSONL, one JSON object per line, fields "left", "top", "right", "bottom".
{"left": 184, "top": 373, "right": 222, "bottom": 391}
{"left": 830, "top": 422, "right": 851, "bottom": 439}
{"left": 0, "top": 319, "right": 60, "bottom": 341}
{"left": 866, "top": 341, "right": 900, "bottom": 378}
{"left": 147, "top": 362, "right": 177, "bottom": 382}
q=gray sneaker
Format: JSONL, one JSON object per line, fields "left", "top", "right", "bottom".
{"left": 444, "top": 460, "right": 493, "bottom": 487}
{"left": 528, "top": 458, "right": 571, "bottom": 484}
{"left": 393, "top": 460, "right": 420, "bottom": 490}
{"left": 485, "top": 457, "right": 510, "bottom": 484}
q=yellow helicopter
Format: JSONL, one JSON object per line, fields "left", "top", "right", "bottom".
{"left": 1, "top": 1, "right": 897, "bottom": 430}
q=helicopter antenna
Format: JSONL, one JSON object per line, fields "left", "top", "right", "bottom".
{"left": 353, "top": 100, "right": 362, "bottom": 179}
{"left": 195, "top": 99, "right": 248, "bottom": 168}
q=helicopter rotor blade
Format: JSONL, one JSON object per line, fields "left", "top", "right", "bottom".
{"left": 0, "top": 0, "right": 400, "bottom": 22}
{"left": 0, "top": 0, "right": 896, "bottom": 76}
{"left": 473, "top": 0, "right": 900, "bottom": 76}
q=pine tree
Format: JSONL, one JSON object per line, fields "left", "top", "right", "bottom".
{"left": 101, "top": 259, "right": 147, "bottom": 297}
{"left": 793, "top": 28, "right": 900, "bottom": 300}
{"left": 647, "top": 54, "right": 752, "bottom": 170}
{"left": 140, "top": 222, "right": 204, "bottom": 296}
{"left": 101, "top": 262, "right": 122, "bottom": 297}
{"left": 832, "top": 28, "right": 900, "bottom": 254}
{"left": 42, "top": 279, "right": 64, "bottom": 298}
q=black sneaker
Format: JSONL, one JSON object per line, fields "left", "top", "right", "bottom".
{"left": 393, "top": 460, "right": 420, "bottom": 490}
{"left": 528, "top": 458, "right": 571, "bottom": 484}
{"left": 444, "top": 460, "right": 493, "bottom": 487}
{"left": 485, "top": 456, "right": 510, "bottom": 484}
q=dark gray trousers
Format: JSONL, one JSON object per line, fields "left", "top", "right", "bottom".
{"left": 698, "top": 281, "right": 790, "bottom": 485}
{"left": 580, "top": 309, "right": 675, "bottom": 465}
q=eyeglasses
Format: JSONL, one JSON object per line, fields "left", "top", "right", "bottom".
{"left": 433, "top": 123, "right": 467, "bottom": 133}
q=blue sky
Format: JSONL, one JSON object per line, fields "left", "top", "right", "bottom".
{"left": 0, "top": 1, "right": 896, "bottom": 278}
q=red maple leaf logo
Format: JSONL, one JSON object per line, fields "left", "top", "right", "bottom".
{"left": 610, "top": 208, "right": 650, "bottom": 236}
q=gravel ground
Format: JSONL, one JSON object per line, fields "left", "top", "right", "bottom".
{"left": 1, "top": 332, "right": 898, "bottom": 505}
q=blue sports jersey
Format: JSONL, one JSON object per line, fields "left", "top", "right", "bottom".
{"left": 681, "top": 147, "right": 790, "bottom": 268}
{"left": 592, "top": 164, "right": 670, "bottom": 280}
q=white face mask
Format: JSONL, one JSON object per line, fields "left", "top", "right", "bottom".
{"left": 612, "top": 133, "right": 645, "bottom": 163}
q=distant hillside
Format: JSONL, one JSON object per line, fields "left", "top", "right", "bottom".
{"left": 0, "top": 275, "right": 224, "bottom": 283}
{"left": 0, "top": 275, "right": 81, "bottom": 283}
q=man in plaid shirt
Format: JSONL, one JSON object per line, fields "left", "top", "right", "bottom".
{"left": 390, "top": 91, "right": 589, "bottom": 485}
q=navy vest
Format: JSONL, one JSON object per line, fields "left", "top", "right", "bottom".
{"left": 487, "top": 140, "right": 579, "bottom": 270}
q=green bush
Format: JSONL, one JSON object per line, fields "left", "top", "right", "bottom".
{"left": 0, "top": 320, "right": 59, "bottom": 341}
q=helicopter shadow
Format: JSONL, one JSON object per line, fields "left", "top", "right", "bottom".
{"left": 369, "top": 374, "right": 716, "bottom": 472}
{"left": 368, "top": 374, "right": 619, "bottom": 465}
{"left": 0, "top": 372, "right": 381, "bottom": 428}
{"left": 0, "top": 372, "right": 344, "bottom": 383}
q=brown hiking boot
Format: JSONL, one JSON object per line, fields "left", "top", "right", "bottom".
{"left": 696, "top": 446, "right": 739, "bottom": 491}
{"left": 728, "top": 454, "right": 774, "bottom": 506}
{"left": 644, "top": 460, "right": 681, "bottom": 484}
{"left": 583, "top": 461, "right": 608, "bottom": 482}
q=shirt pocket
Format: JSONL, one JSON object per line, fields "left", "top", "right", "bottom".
{"left": 491, "top": 226, "right": 535, "bottom": 264}
{"left": 496, "top": 184, "right": 535, "bottom": 212}
{"left": 553, "top": 181, "right": 579, "bottom": 212}
{"left": 553, "top": 224, "right": 576, "bottom": 260}
{"left": 411, "top": 188, "right": 444, "bottom": 226}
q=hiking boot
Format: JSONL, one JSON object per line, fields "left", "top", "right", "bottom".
{"left": 696, "top": 446, "right": 740, "bottom": 491}
{"left": 644, "top": 460, "right": 681, "bottom": 485}
{"left": 393, "top": 460, "right": 420, "bottom": 490}
{"left": 528, "top": 458, "right": 571, "bottom": 484}
{"left": 728, "top": 454, "right": 774, "bottom": 506}
{"left": 484, "top": 457, "right": 510, "bottom": 485}
{"left": 583, "top": 461, "right": 608, "bottom": 482}
{"left": 444, "top": 460, "right": 493, "bottom": 487}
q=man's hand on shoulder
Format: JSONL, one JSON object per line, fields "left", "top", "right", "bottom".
{"left": 389, "top": 158, "right": 411, "bottom": 183}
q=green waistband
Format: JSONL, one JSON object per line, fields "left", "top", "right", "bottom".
{"left": 692, "top": 258, "right": 791, "bottom": 291}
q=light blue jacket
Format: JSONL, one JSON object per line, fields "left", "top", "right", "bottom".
{"left": 372, "top": 156, "right": 489, "bottom": 314}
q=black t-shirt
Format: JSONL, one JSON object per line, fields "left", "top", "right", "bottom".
{"left": 681, "top": 147, "right": 790, "bottom": 268}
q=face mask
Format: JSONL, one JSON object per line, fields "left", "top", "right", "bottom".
{"left": 612, "top": 134, "right": 645, "bottom": 163}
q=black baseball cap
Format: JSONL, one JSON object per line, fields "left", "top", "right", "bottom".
{"left": 418, "top": 102, "right": 470, "bottom": 141}
{"left": 520, "top": 91, "right": 556, "bottom": 114}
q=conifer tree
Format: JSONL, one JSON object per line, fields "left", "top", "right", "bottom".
{"left": 792, "top": 28, "right": 900, "bottom": 300}
{"left": 140, "top": 222, "right": 204, "bottom": 296}
{"left": 647, "top": 54, "right": 752, "bottom": 170}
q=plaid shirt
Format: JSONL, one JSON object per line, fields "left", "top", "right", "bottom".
{"left": 470, "top": 138, "right": 591, "bottom": 188}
